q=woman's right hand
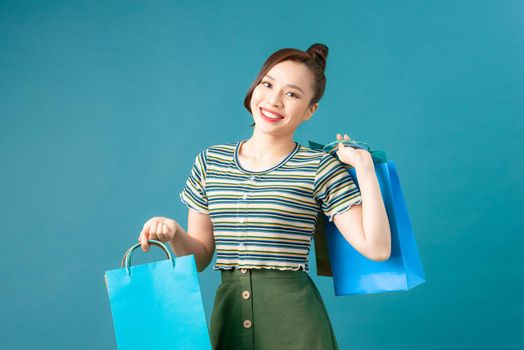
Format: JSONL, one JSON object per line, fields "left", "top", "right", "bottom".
{"left": 138, "top": 217, "right": 178, "bottom": 252}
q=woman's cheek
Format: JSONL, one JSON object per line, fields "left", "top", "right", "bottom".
{"left": 254, "top": 90, "right": 265, "bottom": 102}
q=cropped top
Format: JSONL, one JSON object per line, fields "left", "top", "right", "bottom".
{"left": 179, "top": 140, "right": 362, "bottom": 272}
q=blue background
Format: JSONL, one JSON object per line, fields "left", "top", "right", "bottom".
{"left": 1, "top": 1, "right": 522, "bottom": 349}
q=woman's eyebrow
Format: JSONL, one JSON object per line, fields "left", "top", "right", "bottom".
{"left": 264, "top": 74, "right": 305, "bottom": 94}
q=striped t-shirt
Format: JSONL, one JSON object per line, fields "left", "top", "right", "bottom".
{"left": 179, "top": 139, "right": 362, "bottom": 272}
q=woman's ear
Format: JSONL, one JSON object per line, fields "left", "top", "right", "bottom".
{"left": 305, "top": 102, "right": 319, "bottom": 121}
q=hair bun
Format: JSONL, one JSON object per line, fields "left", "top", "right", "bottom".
{"left": 306, "top": 43, "right": 329, "bottom": 71}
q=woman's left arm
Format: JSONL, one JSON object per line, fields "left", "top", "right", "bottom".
{"left": 332, "top": 133, "right": 391, "bottom": 262}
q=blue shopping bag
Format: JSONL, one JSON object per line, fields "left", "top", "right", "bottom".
{"left": 104, "top": 240, "right": 212, "bottom": 349}
{"left": 309, "top": 140, "right": 425, "bottom": 296}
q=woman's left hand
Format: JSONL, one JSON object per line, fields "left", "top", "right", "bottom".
{"left": 335, "top": 133, "right": 374, "bottom": 172}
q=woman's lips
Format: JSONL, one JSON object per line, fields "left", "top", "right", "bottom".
{"left": 260, "top": 108, "right": 284, "bottom": 123}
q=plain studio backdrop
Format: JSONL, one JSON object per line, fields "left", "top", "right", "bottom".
{"left": 1, "top": 1, "right": 522, "bottom": 349}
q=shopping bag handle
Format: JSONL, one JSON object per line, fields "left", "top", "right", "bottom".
{"left": 308, "top": 139, "right": 388, "bottom": 164}
{"left": 321, "top": 139, "right": 371, "bottom": 152}
{"left": 121, "top": 240, "right": 175, "bottom": 276}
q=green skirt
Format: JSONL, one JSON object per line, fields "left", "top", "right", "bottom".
{"left": 210, "top": 268, "right": 340, "bottom": 350}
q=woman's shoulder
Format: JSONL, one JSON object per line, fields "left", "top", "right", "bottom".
{"left": 206, "top": 141, "right": 237, "bottom": 153}
{"left": 297, "top": 142, "right": 328, "bottom": 155}
{"left": 194, "top": 141, "right": 238, "bottom": 159}
{"left": 295, "top": 142, "right": 332, "bottom": 163}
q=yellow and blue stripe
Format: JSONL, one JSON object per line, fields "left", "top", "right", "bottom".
{"left": 179, "top": 140, "right": 362, "bottom": 272}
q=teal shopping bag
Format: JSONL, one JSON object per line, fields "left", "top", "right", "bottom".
{"left": 309, "top": 139, "right": 425, "bottom": 296}
{"left": 104, "top": 240, "right": 212, "bottom": 349}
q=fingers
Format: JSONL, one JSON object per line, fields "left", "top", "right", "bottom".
{"left": 139, "top": 225, "right": 150, "bottom": 252}
{"left": 153, "top": 222, "right": 167, "bottom": 242}
{"left": 336, "top": 133, "right": 351, "bottom": 141}
{"left": 162, "top": 223, "right": 169, "bottom": 240}
{"left": 136, "top": 217, "right": 180, "bottom": 257}
{"left": 139, "top": 217, "right": 160, "bottom": 252}
{"left": 138, "top": 217, "right": 172, "bottom": 252}
{"left": 149, "top": 221, "right": 158, "bottom": 240}
{"left": 148, "top": 220, "right": 165, "bottom": 241}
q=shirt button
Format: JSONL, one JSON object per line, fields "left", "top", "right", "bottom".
{"left": 250, "top": 175, "right": 256, "bottom": 181}
{"left": 242, "top": 194, "right": 248, "bottom": 200}
{"left": 240, "top": 268, "right": 248, "bottom": 274}
{"left": 238, "top": 218, "right": 245, "bottom": 223}
{"left": 242, "top": 290, "right": 251, "bottom": 299}
{"left": 243, "top": 320, "right": 252, "bottom": 329}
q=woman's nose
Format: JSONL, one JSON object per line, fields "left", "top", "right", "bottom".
{"left": 267, "top": 91, "right": 283, "bottom": 107}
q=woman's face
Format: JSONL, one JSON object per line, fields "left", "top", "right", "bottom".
{"left": 250, "top": 60, "right": 318, "bottom": 136}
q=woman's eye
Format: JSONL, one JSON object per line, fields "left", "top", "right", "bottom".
{"left": 260, "top": 81, "right": 298, "bottom": 98}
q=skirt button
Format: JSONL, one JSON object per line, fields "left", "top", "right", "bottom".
{"left": 242, "top": 290, "right": 251, "bottom": 299}
{"left": 243, "top": 319, "right": 252, "bottom": 328}
{"left": 240, "top": 268, "right": 248, "bottom": 274}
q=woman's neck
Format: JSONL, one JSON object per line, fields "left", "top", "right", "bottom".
{"left": 240, "top": 133, "right": 296, "bottom": 164}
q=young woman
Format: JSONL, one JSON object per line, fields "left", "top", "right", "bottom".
{"left": 138, "top": 43, "right": 391, "bottom": 349}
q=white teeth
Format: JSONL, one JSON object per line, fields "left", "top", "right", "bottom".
{"left": 261, "top": 109, "right": 282, "bottom": 119}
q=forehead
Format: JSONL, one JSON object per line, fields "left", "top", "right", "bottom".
{"left": 265, "top": 60, "right": 314, "bottom": 92}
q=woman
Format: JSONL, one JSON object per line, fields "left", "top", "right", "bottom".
{"left": 138, "top": 43, "right": 391, "bottom": 349}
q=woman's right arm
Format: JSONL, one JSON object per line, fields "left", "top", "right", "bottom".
{"left": 138, "top": 208, "right": 215, "bottom": 272}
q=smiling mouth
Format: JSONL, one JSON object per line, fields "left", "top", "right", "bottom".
{"left": 260, "top": 108, "right": 284, "bottom": 120}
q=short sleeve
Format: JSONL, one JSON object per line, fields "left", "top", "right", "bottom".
{"left": 313, "top": 152, "right": 362, "bottom": 222}
{"left": 179, "top": 150, "right": 209, "bottom": 214}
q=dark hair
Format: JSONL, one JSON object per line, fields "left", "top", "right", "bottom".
{"left": 245, "top": 43, "right": 329, "bottom": 127}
